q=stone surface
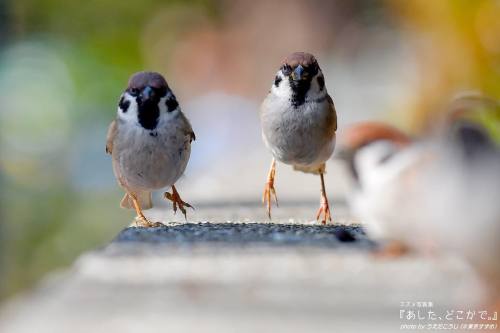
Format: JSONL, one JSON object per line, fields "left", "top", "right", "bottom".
{"left": 115, "top": 222, "right": 371, "bottom": 248}
{"left": 0, "top": 204, "right": 485, "bottom": 333}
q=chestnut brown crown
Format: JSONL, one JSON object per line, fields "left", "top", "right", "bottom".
{"left": 341, "top": 122, "right": 411, "bottom": 151}
{"left": 127, "top": 71, "right": 168, "bottom": 92}
{"left": 282, "top": 52, "right": 318, "bottom": 68}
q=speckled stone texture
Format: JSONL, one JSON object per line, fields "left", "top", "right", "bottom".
{"left": 115, "top": 222, "right": 372, "bottom": 248}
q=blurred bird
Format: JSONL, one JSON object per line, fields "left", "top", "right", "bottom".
{"left": 260, "top": 52, "right": 337, "bottom": 224}
{"left": 336, "top": 122, "right": 416, "bottom": 255}
{"left": 442, "top": 91, "right": 500, "bottom": 146}
{"left": 106, "top": 72, "right": 195, "bottom": 227}
{"left": 339, "top": 111, "right": 500, "bottom": 306}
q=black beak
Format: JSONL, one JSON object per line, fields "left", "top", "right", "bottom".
{"left": 140, "top": 86, "right": 154, "bottom": 102}
{"left": 291, "top": 65, "right": 305, "bottom": 81}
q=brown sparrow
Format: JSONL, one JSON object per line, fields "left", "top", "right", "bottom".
{"left": 106, "top": 71, "right": 195, "bottom": 227}
{"left": 338, "top": 118, "right": 500, "bottom": 279}
{"left": 336, "top": 122, "right": 416, "bottom": 255}
{"left": 260, "top": 52, "right": 337, "bottom": 224}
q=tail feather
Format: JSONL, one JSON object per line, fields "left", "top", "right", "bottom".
{"left": 120, "top": 191, "right": 153, "bottom": 210}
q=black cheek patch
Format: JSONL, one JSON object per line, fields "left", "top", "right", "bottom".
{"left": 118, "top": 97, "right": 130, "bottom": 113}
{"left": 274, "top": 76, "right": 282, "bottom": 87}
{"left": 317, "top": 75, "right": 325, "bottom": 91}
{"left": 166, "top": 96, "right": 179, "bottom": 112}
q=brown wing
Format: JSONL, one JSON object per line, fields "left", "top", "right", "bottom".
{"left": 178, "top": 112, "right": 195, "bottom": 143}
{"left": 188, "top": 130, "right": 196, "bottom": 143}
{"left": 327, "top": 94, "right": 337, "bottom": 133}
{"left": 106, "top": 119, "right": 117, "bottom": 154}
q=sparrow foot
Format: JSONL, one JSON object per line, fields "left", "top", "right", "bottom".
{"left": 263, "top": 159, "right": 278, "bottom": 219}
{"left": 315, "top": 197, "right": 332, "bottom": 225}
{"left": 134, "top": 216, "right": 164, "bottom": 228}
{"left": 164, "top": 185, "right": 193, "bottom": 220}
{"left": 129, "top": 193, "right": 162, "bottom": 228}
{"left": 316, "top": 172, "right": 332, "bottom": 224}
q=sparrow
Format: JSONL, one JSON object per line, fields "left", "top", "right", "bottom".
{"left": 106, "top": 71, "right": 195, "bottom": 227}
{"left": 336, "top": 122, "right": 416, "bottom": 256}
{"left": 338, "top": 116, "right": 500, "bottom": 297}
{"left": 339, "top": 96, "right": 500, "bottom": 308}
{"left": 260, "top": 52, "right": 337, "bottom": 224}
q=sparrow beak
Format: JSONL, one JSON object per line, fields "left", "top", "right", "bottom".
{"left": 291, "top": 65, "right": 305, "bottom": 81}
{"left": 140, "top": 86, "right": 154, "bottom": 102}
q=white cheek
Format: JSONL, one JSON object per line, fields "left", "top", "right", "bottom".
{"left": 117, "top": 93, "right": 139, "bottom": 123}
{"left": 306, "top": 73, "right": 327, "bottom": 100}
{"left": 355, "top": 144, "right": 394, "bottom": 189}
{"left": 158, "top": 96, "right": 168, "bottom": 114}
{"left": 270, "top": 71, "right": 292, "bottom": 99}
{"left": 157, "top": 95, "right": 180, "bottom": 125}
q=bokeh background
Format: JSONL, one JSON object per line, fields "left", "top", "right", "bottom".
{"left": 0, "top": 0, "right": 499, "bottom": 301}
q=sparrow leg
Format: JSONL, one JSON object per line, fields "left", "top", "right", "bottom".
{"left": 164, "top": 185, "right": 193, "bottom": 220}
{"left": 129, "top": 193, "right": 161, "bottom": 228}
{"left": 316, "top": 172, "right": 332, "bottom": 225}
{"left": 262, "top": 158, "right": 278, "bottom": 219}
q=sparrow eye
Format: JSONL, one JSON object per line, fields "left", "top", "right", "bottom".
{"left": 317, "top": 75, "right": 325, "bottom": 91}
{"left": 281, "top": 65, "right": 292, "bottom": 76}
{"left": 310, "top": 62, "right": 320, "bottom": 76}
{"left": 166, "top": 96, "right": 179, "bottom": 112}
{"left": 156, "top": 87, "right": 167, "bottom": 97}
{"left": 129, "top": 88, "right": 140, "bottom": 96}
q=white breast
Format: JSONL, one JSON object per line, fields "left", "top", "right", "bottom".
{"left": 261, "top": 94, "right": 334, "bottom": 167}
{"left": 113, "top": 112, "right": 191, "bottom": 191}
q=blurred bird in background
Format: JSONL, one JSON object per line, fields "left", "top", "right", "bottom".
{"left": 106, "top": 72, "right": 195, "bottom": 227}
{"left": 260, "top": 52, "right": 337, "bottom": 224}
{"left": 337, "top": 93, "right": 500, "bottom": 307}
{"left": 336, "top": 121, "right": 415, "bottom": 255}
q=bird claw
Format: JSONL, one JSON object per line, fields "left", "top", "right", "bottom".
{"left": 316, "top": 198, "right": 332, "bottom": 225}
{"left": 164, "top": 187, "right": 193, "bottom": 220}
{"left": 134, "top": 216, "right": 164, "bottom": 228}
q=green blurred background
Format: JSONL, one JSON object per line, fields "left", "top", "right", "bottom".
{"left": 0, "top": 0, "right": 499, "bottom": 301}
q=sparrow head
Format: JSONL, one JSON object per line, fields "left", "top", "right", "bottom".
{"left": 448, "top": 121, "right": 497, "bottom": 162}
{"left": 443, "top": 91, "right": 500, "bottom": 149}
{"left": 336, "top": 122, "right": 412, "bottom": 183}
{"left": 271, "top": 52, "right": 326, "bottom": 107}
{"left": 445, "top": 91, "right": 500, "bottom": 126}
{"left": 117, "top": 71, "right": 180, "bottom": 130}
